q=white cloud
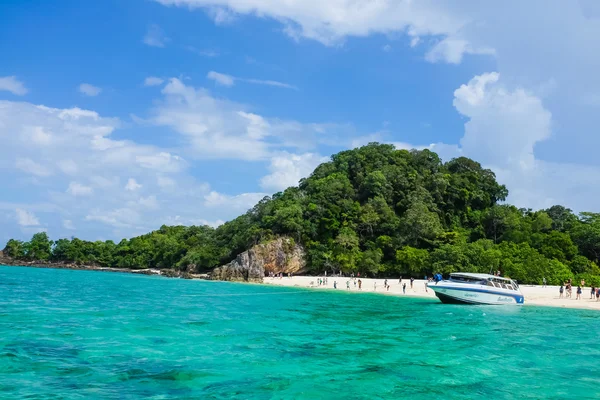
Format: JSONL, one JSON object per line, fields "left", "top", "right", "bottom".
{"left": 143, "top": 24, "right": 169, "bottom": 47}
{"left": 67, "top": 182, "right": 93, "bottom": 196}
{"left": 0, "top": 76, "right": 28, "bottom": 96}
{"left": 15, "top": 208, "right": 40, "bottom": 227}
{"left": 125, "top": 178, "right": 142, "bottom": 191}
{"left": 154, "top": 0, "right": 465, "bottom": 46}
{"left": 15, "top": 158, "right": 52, "bottom": 177}
{"left": 425, "top": 37, "right": 495, "bottom": 64}
{"left": 85, "top": 208, "right": 141, "bottom": 228}
{"left": 244, "top": 78, "right": 298, "bottom": 90}
{"left": 207, "top": 70, "right": 297, "bottom": 90}
{"left": 453, "top": 72, "right": 551, "bottom": 170}
{"left": 204, "top": 191, "right": 267, "bottom": 211}
{"left": 393, "top": 72, "right": 600, "bottom": 213}
{"left": 151, "top": 78, "right": 334, "bottom": 160}
{"left": 207, "top": 71, "right": 235, "bottom": 86}
{"left": 144, "top": 76, "right": 165, "bottom": 86}
{"left": 78, "top": 83, "right": 102, "bottom": 97}
{"left": 63, "top": 219, "right": 75, "bottom": 230}
{"left": 260, "top": 152, "right": 327, "bottom": 191}
{"left": 153, "top": 0, "right": 600, "bottom": 167}
{"left": 135, "top": 152, "right": 185, "bottom": 172}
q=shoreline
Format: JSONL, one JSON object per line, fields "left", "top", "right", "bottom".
{"left": 0, "top": 262, "right": 209, "bottom": 279}
{"left": 261, "top": 276, "right": 600, "bottom": 311}
{"left": 3, "top": 263, "right": 600, "bottom": 311}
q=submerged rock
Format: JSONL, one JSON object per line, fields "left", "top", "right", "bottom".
{"left": 210, "top": 237, "right": 306, "bottom": 282}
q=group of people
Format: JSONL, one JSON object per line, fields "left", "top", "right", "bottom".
{"left": 307, "top": 274, "right": 436, "bottom": 295}
{"left": 558, "top": 278, "right": 600, "bottom": 301}
{"left": 268, "top": 271, "right": 292, "bottom": 279}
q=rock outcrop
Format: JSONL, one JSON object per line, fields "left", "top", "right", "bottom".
{"left": 210, "top": 237, "right": 306, "bottom": 282}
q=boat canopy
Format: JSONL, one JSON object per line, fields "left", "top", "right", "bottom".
{"left": 449, "top": 273, "right": 513, "bottom": 282}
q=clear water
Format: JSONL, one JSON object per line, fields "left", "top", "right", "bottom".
{"left": 1, "top": 266, "right": 599, "bottom": 399}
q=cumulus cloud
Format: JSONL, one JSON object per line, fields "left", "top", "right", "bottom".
{"left": 15, "top": 209, "right": 40, "bottom": 227}
{"left": 394, "top": 72, "right": 600, "bottom": 213}
{"left": 260, "top": 152, "right": 328, "bottom": 192}
{"left": 154, "top": 0, "right": 465, "bottom": 46}
{"left": 143, "top": 24, "right": 169, "bottom": 47}
{"left": 125, "top": 178, "right": 142, "bottom": 191}
{"left": 0, "top": 76, "right": 28, "bottom": 95}
{"left": 78, "top": 83, "right": 102, "bottom": 97}
{"left": 152, "top": 78, "right": 315, "bottom": 160}
{"left": 204, "top": 191, "right": 267, "bottom": 211}
{"left": 144, "top": 76, "right": 165, "bottom": 86}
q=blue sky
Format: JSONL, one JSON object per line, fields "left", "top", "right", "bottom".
{"left": 2, "top": 0, "right": 600, "bottom": 243}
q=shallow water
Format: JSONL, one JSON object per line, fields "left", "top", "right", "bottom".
{"left": 1, "top": 265, "right": 599, "bottom": 399}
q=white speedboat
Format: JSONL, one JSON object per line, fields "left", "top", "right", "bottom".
{"left": 430, "top": 273, "right": 524, "bottom": 305}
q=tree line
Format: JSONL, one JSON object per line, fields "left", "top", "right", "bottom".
{"left": 4, "top": 143, "right": 600, "bottom": 285}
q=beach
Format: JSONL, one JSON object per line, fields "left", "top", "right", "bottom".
{"left": 263, "top": 276, "right": 600, "bottom": 310}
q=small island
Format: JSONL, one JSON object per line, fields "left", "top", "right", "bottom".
{"left": 3, "top": 144, "right": 600, "bottom": 290}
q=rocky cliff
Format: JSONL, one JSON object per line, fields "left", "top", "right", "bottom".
{"left": 210, "top": 237, "right": 306, "bottom": 282}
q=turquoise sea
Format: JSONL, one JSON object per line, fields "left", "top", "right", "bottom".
{"left": 1, "top": 266, "right": 599, "bottom": 399}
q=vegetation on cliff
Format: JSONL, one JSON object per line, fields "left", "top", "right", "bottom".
{"left": 4, "top": 143, "right": 600, "bottom": 284}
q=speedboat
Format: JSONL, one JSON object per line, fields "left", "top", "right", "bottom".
{"left": 430, "top": 273, "right": 524, "bottom": 305}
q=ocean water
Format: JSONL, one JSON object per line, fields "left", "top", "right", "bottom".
{"left": 1, "top": 266, "right": 599, "bottom": 399}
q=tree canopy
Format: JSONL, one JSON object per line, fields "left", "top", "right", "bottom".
{"left": 4, "top": 143, "right": 600, "bottom": 285}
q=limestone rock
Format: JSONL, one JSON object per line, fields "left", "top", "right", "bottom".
{"left": 210, "top": 237, "right": 306, "bottom": 282}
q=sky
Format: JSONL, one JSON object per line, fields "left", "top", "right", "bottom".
{"left": 2, "top": 0, "right": 600, "bottom": 243}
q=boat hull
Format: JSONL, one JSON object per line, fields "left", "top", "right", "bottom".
{"left": 430, "top": 285, "right": 524, "bottom": 305}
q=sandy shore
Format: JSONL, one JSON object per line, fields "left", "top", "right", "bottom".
{"left": 263, "top": 276, "right": 600, "bottom": 311}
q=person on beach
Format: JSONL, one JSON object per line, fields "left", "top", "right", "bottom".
{"left": 384, "top": 279, "right": 388, "bottom": 289}
{"left": 591, "top": 286, "right": 596, "bottom": 299}
{"left": 576, "top": 285, "right": 582, "bottom": 300}
{"left": 425, "top": 281, "right": 428, "bottom": 293}
{"left": 334, "top": 281, "right": 337, "bottom": 289}
{"left": 374, "top": 281, "right": 377, "bottom": 291}
{"left": 542, "top": 277, "right": 546, "bottom": 287}
{"left": 559, "top": 285, "right": 564, "bottom": 298}
{"left": 410, "top": 277, "right": 414, "bottom": 289}
{"left": 358, "top": 279, "right": 362, "bottom": 290}
{"left": 596, "top": 288, "right": 600, "bottom": 301}
{"left": 402, "top": 283, "right": 406, "bottom": 294}
{"left": 399, "top": 276, "right": 402, "bottom": 284}
{"left": 353, "top": 279, "right": 356, "bottom": 288}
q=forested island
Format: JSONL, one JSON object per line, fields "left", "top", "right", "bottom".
{"left": 3, "top": 143, "right": 600, "bottom": 285}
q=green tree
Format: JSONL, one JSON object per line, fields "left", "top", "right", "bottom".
{"left": 27, "top": 232, "right": 52, "bottom": 260}
{"left": 396, "top": 246, "right": 430, "bottom": 276}
{"left": 3, "top": 239, "right": 26, "bottom": 259}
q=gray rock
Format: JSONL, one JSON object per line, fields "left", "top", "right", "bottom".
{"left": 210, "top": 237, "right": 306, "bottom": 282}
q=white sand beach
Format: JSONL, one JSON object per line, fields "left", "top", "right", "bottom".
{"left": 263, "top": 276, "right": 600, "bottom": 311}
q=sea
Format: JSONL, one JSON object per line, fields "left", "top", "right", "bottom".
{"left": 1, "top": 265, "right": 599, "bottom": 399}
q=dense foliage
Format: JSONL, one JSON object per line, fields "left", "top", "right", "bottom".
{"left": 4, "top": 144, "right": 600, "bottom": 285}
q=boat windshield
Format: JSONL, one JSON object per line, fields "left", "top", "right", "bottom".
{"left": 449, "top": 275, "right": 486, "bottom": 285}
{"left": 449, "top": 275, "right": 520, "bottom": 291}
